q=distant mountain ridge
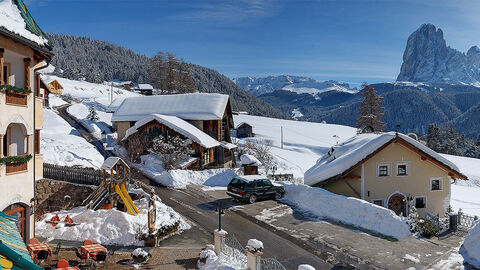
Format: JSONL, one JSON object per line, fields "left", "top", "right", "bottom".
{"left": 48, "top": 33, "right": 288, "bottom": 119}
{"left": 233, "top": 75, "right": 355, "bottom": 97}
{"left": 397, "top": 24, "right": 480, "bottom": 84}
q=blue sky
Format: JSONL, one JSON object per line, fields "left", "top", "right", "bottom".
{"left": 26, "top": 0, "right": 480, "bottom": 87}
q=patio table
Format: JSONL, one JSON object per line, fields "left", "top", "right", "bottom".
{"left": 27, "top": 243, "right": 52, "bottom": 260}
{"left": 80, "top": 244, "right": 107, "bottom": 258}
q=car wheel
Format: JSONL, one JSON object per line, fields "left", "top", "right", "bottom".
{"left": 275, "top": 191, "right": 283, "bottom": 200}
{"left": 249, "top": 194, "right": 257, "bottom": 204}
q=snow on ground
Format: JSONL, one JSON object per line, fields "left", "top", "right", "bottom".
{"left": 198, "top": 248, "right": 247, "bottom": 270}
{"left": 441, "top": 154, "right": 480, "bottom": 217}
{"left": 460, "top": 221, "right": 480, "bottom": 269}
{"left": 232, "top": 114, "right": 357, "bottom": 179}
{"left": 66, "top": 103, "right": 113, "bottom": 139}
{"left": 48, "top": 95, "right": 68, "bottom": 108}
{"left": 136, "top": 154, "right": 237, "bottom": 189}
{"left": 41, "top": 109, "right": 104, "bottom": 168}
{"left": 36, "top": 195, "right": 190, "bottom": 246}
{"left": 281, "top": 182, "right": 411, "bottom": 239}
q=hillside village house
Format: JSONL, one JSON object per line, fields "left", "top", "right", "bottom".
{"left": 1, "top": 0, "right": 52, "bottom": 248}
{"left": 304, "top": 132, "right": 467, "bottom": 218}
{"left": 112, "top": 93, "right": 237, "bottom": 168}
{"left": 40, "top": 76, "right": 63, "bottom": 107}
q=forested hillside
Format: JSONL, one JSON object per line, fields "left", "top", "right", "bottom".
{"left": 48, "top": 33, "right": 288, "bottom": 119}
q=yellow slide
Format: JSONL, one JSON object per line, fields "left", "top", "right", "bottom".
{"left": 114, "top": 184, "right": 138, "bottom": 216}
{"left": 120, "top": 183, "right": 142, "bottom": 214}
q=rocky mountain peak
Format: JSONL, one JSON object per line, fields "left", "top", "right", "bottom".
{"left": 397, "top": 24, "right": 480, "bottom": 84}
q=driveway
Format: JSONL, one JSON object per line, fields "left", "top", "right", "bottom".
{"left": 190, "top": 185, "right": 470, "bottom": 270}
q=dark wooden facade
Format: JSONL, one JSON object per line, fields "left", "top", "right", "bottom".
{"left": 236, "top": 123, "right": 253, "bottom": 138}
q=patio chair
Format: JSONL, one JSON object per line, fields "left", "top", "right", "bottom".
{"left": 28, "top": 238, "right": 40, "bottom": 245}
{"left": 57, "top": 259, "right": 69, "bottom": 268}
{"left": 108, "top": 244, "right": 117, "bottom": 256}
{"left": 93, "top": 251, "right": 107, "bottom": 268}
{"left": 83, "top": 239, "right": 94, "bottom": 246}
{"left": 74, "top": 247, "right": 88, "bottom": 264}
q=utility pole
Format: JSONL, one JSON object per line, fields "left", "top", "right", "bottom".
{"left": 281, "top": 126, "right": 284, "bottom": 149}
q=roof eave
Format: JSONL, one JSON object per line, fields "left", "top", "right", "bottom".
{"left": 0, "top": 27, "right": 53, "bottom": 59}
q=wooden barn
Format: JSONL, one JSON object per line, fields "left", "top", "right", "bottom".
{"left": 39, "top": 77, "right": 63, "bottom": 107}
{"left": 236, "top": 122, "right": 253, "bottom": 138}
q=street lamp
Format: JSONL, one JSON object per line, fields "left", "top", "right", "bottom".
{"left": 101, "top": 131, "right": 108, "bottom": 159}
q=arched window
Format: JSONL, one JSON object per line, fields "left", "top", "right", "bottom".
{"left": 3, "top": 203, "right": 28, "bottom": 242}
{"left": 4, "top": 123, "right": 28, "bottom": 156}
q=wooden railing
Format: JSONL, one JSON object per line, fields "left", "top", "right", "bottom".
{"left": 6, "top": 92, "right": 27, "bottom": 106}
{"left": 5, "top": 160, "right": 28, "bottom": 174}
{"left": 43, "top": 163, "right": 104, "bottom": 186}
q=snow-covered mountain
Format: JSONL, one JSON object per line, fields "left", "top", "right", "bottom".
{"left": 397, "top": 24, "right": 480, "bottom": 84}
{"left": 233, "top": 75, "right": 356, "bottom": 97}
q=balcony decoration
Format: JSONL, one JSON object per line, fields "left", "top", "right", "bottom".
{"left": 0, "top": 154, "right": 32, "bottom": 164}
{"left": 0, "top": 85, "right": 32, "bottom": 95}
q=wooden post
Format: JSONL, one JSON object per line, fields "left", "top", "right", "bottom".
{"left": 24, "top": 58, "right": 31, "bottom": 90}
{"left": 0, "top": 48, "right": 4, "bottom": 85}
{"left": 0, "top": 135, "right": 3, "bottom": 157}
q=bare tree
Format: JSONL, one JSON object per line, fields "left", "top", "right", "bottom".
{"left": 123, "top": 132, "right": 149, "bottom": 163}
{"left": 243, "top": 139, "right": 275, "bottom": 175}
{"left": 149, "top": 135, "right": 194, "bottom": 170}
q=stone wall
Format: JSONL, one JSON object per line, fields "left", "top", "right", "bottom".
{"left": 35, "top": 179, "right": 94, "bottom": 220}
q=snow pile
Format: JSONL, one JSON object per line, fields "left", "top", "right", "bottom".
{"left": 112, "top": 93, "right": 230, "bottom": 122}
{"left": 41, "top": 109, "right": 104, "bottom": 168}
{"left": 304, "top": 132, "right": 461, "bottom": 185}
{"left": 48, "top": 95, "right": 68, "bottom": 108}
{"left": 198, "top": 245, "right": 247, "bottom": 270}
{"left": 123, "top": 114, "right": 221, "bottom": 148}
{"left": 233, "top": 114, "right": 356, "bottom": 178}
{"left": 460, "top": 221, "right": 480, "bottom": 268}
{"left": 298, "top": 265, "right": 316, "bottom": 270}
{"left": 0, "top": 0, "right": 48, "bottom": 45}
{"left": 132, "top": 248, "right": 149, "bottom": 258}
{"left": 240, "top": 154, "right": 262, "bottom": 166}
{"left": 245, "top": 239, "right": 263, "bottom": 253}
{"left": 281, "top": 183, "right": 411, "bottom": 239}
{"left": 36, "top": 196, "right": 190, "bottom": 246}
{"left": 137, "top": 155, "right": 237, "bottom": 189}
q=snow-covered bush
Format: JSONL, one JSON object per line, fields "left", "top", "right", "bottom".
{"left": 417, "top": 218, "right": 438, "bottom": 238}
{"left": 86, "top": 104, "right": 99, "bottom": 121}
{"left": 131, "top": 248, "right": 151, "bottom": 264}
{"left": 245, "top": 239, "right": 263, "bottom": 253}
{"left": 149, "top": 135, "right": 194, "bottom": 170}
{"left": 199, "top": 246, "right": 217, "bottom": 264}
{"left": 407, "top": 201, "right": 419, "bottom": 232}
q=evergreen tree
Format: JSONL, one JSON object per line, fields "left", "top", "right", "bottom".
{"left": 148, "top": 51, "right": 196, "bottom": 94}
{"left": 357, "top": 84, "right": 385, "bottom": 132}
{"left": 86, "top": 105, "right": 99, "bottom": 121}
{"left": 426, "top": 124, "right": 442, "bottom": 152}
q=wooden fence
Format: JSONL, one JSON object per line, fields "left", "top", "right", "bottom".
{"left": 43, "top": 163, "right": 103, "bottom": 186}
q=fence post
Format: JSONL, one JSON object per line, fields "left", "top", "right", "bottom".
{"left": 214, "top": 229, "right": 227, "bottom": 255}
{"left": 246, "top": 239, "right": 263, "bottom": 270}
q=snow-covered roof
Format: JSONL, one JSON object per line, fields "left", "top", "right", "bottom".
{"left": 123, "top": 114, "right": 221, "bottom": 149}
{"left": 304, "top": 132, "right": 465, "bottom": 185}
{"left": 106, "top": 97, "right": 126, "bottom": 113}
{"left": 111, "top": 93, "right": 230, "bottom": 122}
{"left": 0, "top": 0, "right": 49, "bottom": 46}
{"left": 240, "top": 154, "right": 262, "bottom": 166}
{"left": 235, "top": 122, "right": 252, "bottom": 129}
{"left": 101, "top": 157, "right": 129, "bottom": 170}
{"left": 220, "top": 142, "right": 237, "bottom": 150}
{"left": 236, "top": 175, "right": 269, "bottom": 182}
{"left": 137, "top": 84, "right": 154, "bottom": 90}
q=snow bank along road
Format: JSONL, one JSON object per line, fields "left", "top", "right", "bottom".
{"left": 133, "top": 173, "right": 333, "bottom": 269}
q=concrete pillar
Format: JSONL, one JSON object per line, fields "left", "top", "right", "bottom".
{"left": 213, "top": 229, "right": 227, "bottom": 255}
{"left": 247, "top": 250, "right": 262, "bottom": 270}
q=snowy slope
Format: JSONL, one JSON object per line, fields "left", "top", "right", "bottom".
{"left": 232, "top": 114, "right": 357, "bottom": 179}
{"left": 41, "top": 109, "right": 104, "bottom": 168}
{"left": 233, "top": 75, "right": 356, "bottom": 97}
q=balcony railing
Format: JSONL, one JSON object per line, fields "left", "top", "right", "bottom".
{"left": 6, "top": 92, "right": 27, "bottom": 106}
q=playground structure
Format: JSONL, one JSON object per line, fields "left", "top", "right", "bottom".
{"left": 82, "top": 157, "right": 141, "bottom": 215}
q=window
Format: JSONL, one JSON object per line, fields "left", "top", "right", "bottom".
{"left": 378, "top": 165, "right": 389, "bottom": 177}
{"left": 430, "top": 178, "right": 442, "bottom": 191}
{"left": 372, "top": 199, "right": 384, "bottom": 207}
{"left": 396, "top": 163, "right": 408, "bottom": 176}
{"left": 255, "top": 180, "right": 264, "bottom": 187}
{"left": 415, "top": 197, "right": 426, "bottom": 209}
{"left": 3, "top": 63, "right": 10, "bottom": 84}
{"left": 262, "top": 179, "right": 273, "bottom": 187}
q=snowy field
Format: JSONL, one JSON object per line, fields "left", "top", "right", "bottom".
{"left": 41, "top": 109, "right": 104, "bottom": 168}
{"left": 36, "top": 193, "right": 190, "bottom": 246}
{"left": 232, "top": 114, "right": 357, "bottom": 179}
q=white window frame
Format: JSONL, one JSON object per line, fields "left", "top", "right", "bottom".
{"left": 430, "top": 177, "right": 443, "bottom": 192}
{"left": 414, "top": 196, "right": 427, "bottom": 209}
{"left": 371, "top": 199, "right": 384, "bottom": 207}
{"left": 377, "top": 163, "right": 391, "bottom": 177}
{"left": 395, "top": 162, "right": 409, "bottom": 177}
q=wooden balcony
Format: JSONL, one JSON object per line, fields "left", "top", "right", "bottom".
{"left": 6, "top": 92, "right": 28, "bottom": 106}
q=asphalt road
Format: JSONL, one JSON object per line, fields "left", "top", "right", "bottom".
{"left": 138, "top": 179, "right": 333, "bottom": 269}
